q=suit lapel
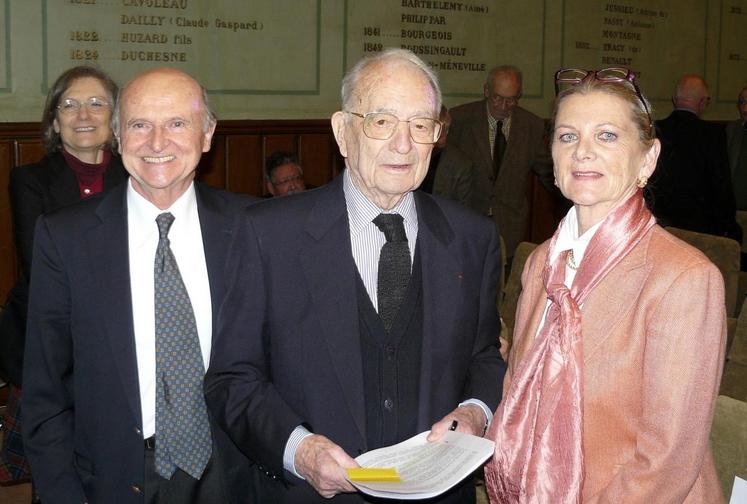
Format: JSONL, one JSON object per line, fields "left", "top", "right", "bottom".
{"left": 413, "top": 193, "right": 460, "bottom": 429}
{"left": 85, "top": 184, "right": 142, "bottom": 425}
{"left": 471, "top": 105, "right": 493, "bottom": 178}
{"left": 300, "top": 179, "right": 367, "bottom": 441}
{"left": 580, "top": 236, "right": 651, "bottom": 362}
{"left": 727, "top": 121, "right": 742, "bottom": 175}
{"left": 500, "top": 108, "right": 526, "bottom": 179}
{"left": 194, "top": 184, "right": 232, "bottom": 338}
{"left": 514, "top": 237, "right": 652, "bottom": 365}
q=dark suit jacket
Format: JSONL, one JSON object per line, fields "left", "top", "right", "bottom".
{"left": 447, "top": 101, "right": 553, "bottom": 256}
{"left": 22, "top": 182, "right": 256, "bottom": 504}
{"left": 204, "top": 175, "right": 505, "bottom": 503}
{"left": 426, "top": 143, "right": 473, "bottom": 207}
{"left": 0, "top": 152, "right": 127, "bottom": 386}
{"left": 651, "top": 110, "right": 740, "bottom": 241}
{"left": 726, "top": 119, "right": 744, "bottom": 176}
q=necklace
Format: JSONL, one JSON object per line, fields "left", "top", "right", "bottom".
{"left": 566, "top": 249, "right": 579, "bottom": 270}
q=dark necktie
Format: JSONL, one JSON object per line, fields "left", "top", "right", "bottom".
{"left": 154, "top": 212, "right": 212, "bottom": 480}
{"left": 493, "top": 120, "right": 506, "bottom": 179}
{"left": 373, "top": 213, "right": 411, "bottom": 331}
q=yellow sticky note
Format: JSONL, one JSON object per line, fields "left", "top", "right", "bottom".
{"left": 347, "top": 467, "right": 401, "bottom": 482}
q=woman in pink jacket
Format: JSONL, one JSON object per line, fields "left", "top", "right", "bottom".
{"left": 485, "top": 69, "right": 726, "bottom": 503}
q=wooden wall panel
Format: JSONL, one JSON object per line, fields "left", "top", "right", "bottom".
{"left": 197, "top": 136, "right": 227, "bottom": 190}
{"left": 0, "top": 141, "right": 16, "bottom": 301}
{"left": 0, "top": 120, "right": 340, "bottom": 298}
{"left": 0, "top": 118, "right": 561, "bottom": 300}
{"left": 263, "top": 135, "right": 296, "bottom": 162}
{"left": 225, "top": 135, "right": 263, "bottom": 195}
{"left": 528, "top": 175, "right": 563, "bottom": 246}
{"left": 17, "top": 141, "right": 45, "bottom": 167}
{"left": 299, "top": 133, "right": 337, "bottom": 189}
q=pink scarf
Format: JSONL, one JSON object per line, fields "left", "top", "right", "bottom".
{"left": 485, "top": 192, "right": 656, "bottom": 503}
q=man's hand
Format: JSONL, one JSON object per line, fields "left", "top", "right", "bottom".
{"left": 295, "top": 434, "right": 359, "bottom": 498}
{"left": 427, "top": 404, "right": 486, "bottom": 442}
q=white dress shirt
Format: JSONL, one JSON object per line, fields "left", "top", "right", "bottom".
{"left": 486, "top": 101, "right": 512, "bottom": 157}
{"left": 344, "top": 170, "right": 418, "bottom": 310}
{"left": 535, "top": 206, "right": 604, "bottom": 335}
{"left": 127, "top": 179, "right": 212, "bottom": 438}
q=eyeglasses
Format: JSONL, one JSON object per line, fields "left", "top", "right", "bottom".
{"left": 346, "top": 111, "right": 442, "bottom": 145}
{"left": 486, "top": 91, "right": 521, "bottom": 107}
{"left": 57, "top": 97, "right": 111, "bottom": 115}
{"left": 272, "top": 174, "right": 303, "bottom": 187}
{"left": 554, "top": 67, "right": 652, "bottom": 128}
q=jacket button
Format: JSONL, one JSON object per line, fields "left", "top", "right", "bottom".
{"left": 383, "top": 398, "right": 393, "bottom": 410}
{"left": 134, "top": 427, "right": 142, "bottom": 435}
{"left": 130, "top": 484, "right": 142, "bottom": 494}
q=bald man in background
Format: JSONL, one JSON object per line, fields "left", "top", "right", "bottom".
{"left": 448, "top": 65, "right": 553, "bottom": 260}
{"left": 650, "top": 74, "right": 741, "bottom": 242}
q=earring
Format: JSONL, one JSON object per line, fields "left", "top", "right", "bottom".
{"left": 636, "top": 176, "right": 648, "bottom": 188}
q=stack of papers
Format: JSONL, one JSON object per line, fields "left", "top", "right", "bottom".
{"left": 347, "top": 430, "right": 495, "bottom": 500}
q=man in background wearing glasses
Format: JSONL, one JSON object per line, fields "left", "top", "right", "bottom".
{"left": 448, "top": 65, "right": 555, "bottom": 261}
{"left": 650, "top": 74, "right": 741, "bottom": 243}
{"left": 205, "top": 48, "right": 505, "bottom": 503}
{"left": 264, "top": 151, "right": 308, "bottom": 197}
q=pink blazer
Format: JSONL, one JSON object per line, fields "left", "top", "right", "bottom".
{"left": 507, "top": 225, "right": 726, "bottom": 503}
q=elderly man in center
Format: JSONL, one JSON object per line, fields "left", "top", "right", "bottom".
{"left": 205, "top": 48, "right": 505, "bottom": 503}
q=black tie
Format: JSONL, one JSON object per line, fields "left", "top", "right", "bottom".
{"left": 493, "top": 121, "right": 506, "bottom": 179}
{"left": 373, "top": 213, "right": 411, "bottom": 331}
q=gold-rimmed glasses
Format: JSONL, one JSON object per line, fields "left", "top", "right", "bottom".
{"left": 554, "top": 67, "right": 652, "bottom": 128}
{"left": 346, "top": 111, "right": 443, "bottom": 145}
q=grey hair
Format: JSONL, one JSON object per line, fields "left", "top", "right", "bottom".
{"left": 111, "top": 80, "right": 216, "bottom": 140}
{"left": 340, "top": 48, "right": 441, "bottom": 115}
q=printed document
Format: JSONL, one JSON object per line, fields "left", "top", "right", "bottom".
{"left": 349, "top": 430, "right": 495, "bottom": 500}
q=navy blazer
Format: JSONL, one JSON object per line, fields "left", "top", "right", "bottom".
{"left": 22, "top": 181, "right": 256, "bottom": 504}
{"left": 205, "top": 174, "right": 505, "bottom": 503}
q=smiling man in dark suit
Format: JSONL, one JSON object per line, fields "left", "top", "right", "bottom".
{"left": 205, "top": 48, "right": 505, "bottom": 503}
{"left": 22, "top": 68, "right": 254, "bottom": 504}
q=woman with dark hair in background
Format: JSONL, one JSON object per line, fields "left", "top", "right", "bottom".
{"left": 485, "top": 68, "right": 725, "bottom": 503}
{"left": 0, "top": 66, "right": 126, "bottom": 500}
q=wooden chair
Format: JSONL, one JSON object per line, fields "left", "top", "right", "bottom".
{"left": 499, "top": 242, "right": 538, "bottom": 351}
{"left": 736, "top": 211, "right": 747, "bottom": 256}
{"left": 710, "top": 395, "right": 747, "bottom": 501}
{"left": 666, "top": 227, "right": 741, "bottom": 318}
{"left": 721, "top": 298, "right": 747, "bottom": 402}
